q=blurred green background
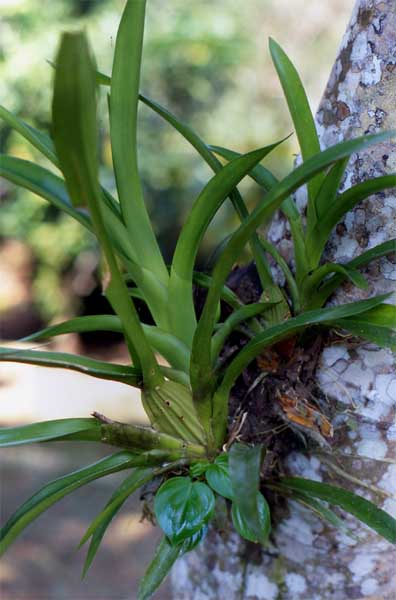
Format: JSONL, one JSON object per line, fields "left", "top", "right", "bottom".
{"left": 0, "top": 0, "right": 354, "bottom": 334}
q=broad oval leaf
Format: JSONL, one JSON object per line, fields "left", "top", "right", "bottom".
{"left": 232, "top": 492, "right": 271, "bottom": 544}
{"left": 279, "top": 477, "right": 396, "bottom": 544}
{"left": 154, "top": 476, "right": 215, "bottom": 544}
{"left": 229, "top": 443, "right": 266, "bottom": 544}
{"left": 206, "top": 454, "right": 233, "bottom": 500}
{"left": 0, "top": 418, "right": 100, "bottom": 447}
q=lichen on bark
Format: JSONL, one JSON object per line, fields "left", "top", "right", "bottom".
{"left": 171, "top": 2, "right": 396, "bottom": 598}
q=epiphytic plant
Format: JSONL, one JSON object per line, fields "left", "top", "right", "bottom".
{"left": 1, "top": 2, "right": 395, "bottom": 598}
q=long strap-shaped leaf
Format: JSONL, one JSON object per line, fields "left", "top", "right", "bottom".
{"left": 331, "top": 304, "right": 396, "bottom": 350}
{"left": 52, "top": 32, "right": 162, "bottom": 388}
{"left": 190, "top": 131, "right": 394, "bottom": 432}
{"left": 0, "top": 418, "right": 101, "bottom": 447}
{"left": 278, "top": 477, "right": 396, "bottom": 544}
{"left": 0, "top": 105, "right": 122, "bottom": 219}
{"left": 308, "top": 239, "right": 396, "bottom": 308}
{"left": 306, "top": 174, "right": 396, "bottom": 267}
{"left": 211, "top": 302, "right": 275, "bottom": 362}
{"left": 0, "top": 346, "right": 142, "bottom": 385}
{"left": 0, "top": 346, "right": 189, "bottom": 387}
{"left": 22, "top": 315, "right": 190, "bottom": 373}
{"left": 0, "top": 155, "right": 92, "bottom": 230}
{"left": 0, "top": 155, "right": 169, "bottom": 327}
{"left": 80, "top": 468, "right": 154, "bottom": 576}
{"left": 138, "top": 95, "right": 281, "bottom": 303}
{"left": 210, "top": 144, "right": 308, "bottom": 286}
{"left": 269, "top": 38, "right": 324, "bottom": 224}
{"left": 0, "top": 451, "right": 145, "bottom": 554}
{"left": 138, "top": 536, "right": 181, "bottom": 600}
{"left": 109, "top": 0, "right": 168, "bottom": 288}
{"left": 168, "top": 142, "right": 283, "bottom": 347}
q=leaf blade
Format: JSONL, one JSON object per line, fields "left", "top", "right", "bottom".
{"left": 229, "top": 443, "right": 267, "bottom": 544}
{"left": 278, "top": 477, "right": 396, "bottom": 543}
{"left": 0, "top": 419, "right": 100, "bottom": 447}
{"left": 0, "top": 451, "right": 143, "bottom": 554}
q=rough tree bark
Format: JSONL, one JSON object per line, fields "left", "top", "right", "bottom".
{"left": 171, "top": 1, "right": 396, "bottom": 598}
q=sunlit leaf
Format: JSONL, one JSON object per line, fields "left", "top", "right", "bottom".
{"left": 269, "top": 38, "right": 323, "bottom": 217}
{"left": 0, "top": 418, "right": 100, "bottom": 447}
{"left": 0, "top": 347, "right": 142, "bottom": 386}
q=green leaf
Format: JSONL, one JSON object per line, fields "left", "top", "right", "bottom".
{"left": 189, "top": 461, "right": 211, "bottom": 478}
{"left": 0, "top": 155, "right": 92, "bottom": 230}
{"left": 209, "top": 144, "right": 300, "bottom": 221}
{"left": 308, "top": 240, "right": 396, "bottom": 308}
{"left": 52, "top": 32, "right": 98, "bottom": 209}
{"left": 137, "top": 536, "right": 181, "bottom": 600}
{"left": 301, "top": 263, "right": 368, "bottom": 305}
{"left": 269, "top": 38, "right": 323, "bottom": 217}
{"left": 22, "top": 316, "right": 190, "bottom": 373}
{"left": 109, "top": 0, "right": 168, "bottom": 287}
{"left": 139, "top": 95, "right": 281, "bottom": 297}
{"left": 331, "top": 304, "right": 396, "bottom": 350}
{"left": 329, "top": 174, "right": 396, "bottom": 228}
{"left": 154, "top": 476, "right": 215, "bottom": 544}
{"left": 307, "top": 174, "right": 395, "bottom": 266}
{"left": 0, "top": 347, "right": 142, "bottom": 386}
{"left": 313, "top": 158, "right": 349, "bottom": 222}
{"left": 211, "top": 301, "right": 275, "bottom": 363}
{"left": 81, "top": 468, "right": 154, "bottom": 576}
{"left": 229, "top": 443, "right": 267, "bottom": 544}
{"left": 0, "top": 104, "right": 57, "bottom": 164}
{"left": 53, "top": 31, "right": 162, "bottom": 384}
{"left": 0, "top": 451, "right": 143, "bottom": 554}
{"left": 191, "top": 131, "right": 394, "bottom": 433}
{"left": 278, "top": 477, "right": 396, "bottom": 544}
{"left": 0, "top": 418, "right": 100, "bottom": 447}
{"left": 209, "top": 143, "right": 309, "bottom": 285}
{"left": 168, "top": 141, "right": 284, "bottom": 348}
{"left": 232, "top": 493, "right": 271, "bottom": 544}
{"left": 206, "top": 454, "right": 233, "bottom": 500}
{"left": 193, "top": 271, "right": 243, "bottom": 311}
{"left": 286, "top": 490, "right": 356, "bottom": 539}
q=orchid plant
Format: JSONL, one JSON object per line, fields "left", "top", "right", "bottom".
{"left": 1, "top": 2, "right": 395, "bottom": 598}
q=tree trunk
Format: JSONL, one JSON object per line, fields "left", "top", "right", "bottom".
{"left": 171, "top": 1, "right": 396, "bottom": 598}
